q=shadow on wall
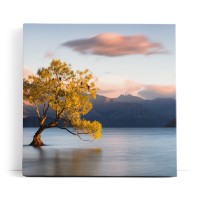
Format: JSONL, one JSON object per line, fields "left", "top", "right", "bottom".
{"left": 9, "top": 28, "right": 23, "bottom": 171}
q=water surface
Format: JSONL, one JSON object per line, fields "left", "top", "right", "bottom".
{"left": 23, "top": 128, "right": 176, "bottom": 176}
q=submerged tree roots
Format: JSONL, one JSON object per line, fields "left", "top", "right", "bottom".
{"left": 29, "top": 134, "right": 45, "bottom": 146}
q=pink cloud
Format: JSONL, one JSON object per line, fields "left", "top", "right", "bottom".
{"left": 97, "top": 80, "right": 143, "bottom": 98}
{"left": 138, "top": 85, "right": 176, "bottom": 99}
{"left": 44, "top": 50, "right": 55, "bottom": 58}
{"left": 97, "top": 79, "right": 175, "bottom": 99}
{"left": 23, "top": 100, "right": 34, "bottom": 107}
{"left": 61, "top": 33, "right": 166, "bottom": 57}
{"left": 23, "top": 68, "right": 34, "bottom": 79}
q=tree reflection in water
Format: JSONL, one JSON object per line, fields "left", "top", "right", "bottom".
{"left": 23, "top": 147, "right": 102, "bottom": 176}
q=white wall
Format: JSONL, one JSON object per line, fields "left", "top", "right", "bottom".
{"left": 0, "top": 0, "right": 200, "bottom": 200}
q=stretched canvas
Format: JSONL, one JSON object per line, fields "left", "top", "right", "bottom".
{"left": 23, "top": 24, "right": 176, "bottom": 177}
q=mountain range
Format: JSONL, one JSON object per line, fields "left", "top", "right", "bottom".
{"left": 23, "top": 94, "right": 176, "bottom": 127}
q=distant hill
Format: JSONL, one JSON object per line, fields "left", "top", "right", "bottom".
{"left": 23, "top": 94, "right": 176, "bottom": 128}
{"left": 114, "top": 94, "right": 144, "bottom": 103}
{"left": 165, "top": 119, "right": 176, "bottom": 127}
{"left": 23, "top": 116, "right": 65, "bottom": 127}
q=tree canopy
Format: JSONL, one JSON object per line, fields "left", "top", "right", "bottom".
{"left": 23, "top": 59, "right": 102, "bottom": 142}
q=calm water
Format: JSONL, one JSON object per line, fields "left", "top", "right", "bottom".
{"left": 23, "top": 128, "right": 176, "bottom": 176}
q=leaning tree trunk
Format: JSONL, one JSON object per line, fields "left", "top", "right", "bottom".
{"left": 30, "top": 127, "right": 46, "bottom": 146}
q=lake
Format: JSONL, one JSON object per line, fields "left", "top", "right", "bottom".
{"left": 23, "top": 128, "right": 176, "bottom": 177}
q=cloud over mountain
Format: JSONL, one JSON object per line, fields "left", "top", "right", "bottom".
{"left": 97, "top": 79, "right": 175, "bottom": 99}
{"left": 138, "top": 85, "right": 176, "bottom": 99}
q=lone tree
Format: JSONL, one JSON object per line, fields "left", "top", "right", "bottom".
{"left": 23, "top": 59, "right": 102, "bottom": 146}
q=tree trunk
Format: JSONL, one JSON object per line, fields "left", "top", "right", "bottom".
{"left": 30, "top": 127, "right": 46, "bottom": 146}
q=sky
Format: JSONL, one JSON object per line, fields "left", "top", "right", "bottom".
{"left": 24, "top": 24, "right": 175, "bottom": 99}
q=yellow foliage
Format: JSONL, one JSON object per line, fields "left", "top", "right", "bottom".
{"left": 23, "top": 59, "right": 102, "bottom": 140}
{"left": 72, "top": 119, "right": 102, "bottom": 139}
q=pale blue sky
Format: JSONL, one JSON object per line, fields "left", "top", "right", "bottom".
{"left": 24, "top": 24, "right": 175, "bottom": 99}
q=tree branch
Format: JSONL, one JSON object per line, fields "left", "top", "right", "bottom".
{"left": 57, "top": 125, "right": 94, "bottom": 142}
{"left": 57, "top": 125, "right": 76, "bottom": 135}
{"left": 42, "top": 103, "right": 46, "bottom": 116}
{"left": 34, "top": 102, "right": 41, "bottom": 120}
{"left": 76, "top": 134, "right": 94, "bottom": 142}
{"left": 43, "top": 103, "right": 49, "bottom": 116}
{"left": 55, "top": 76, "right": 60, "bottom": 117}
{"left": 56, "top": 97, "right": 66, "bottom": 119}
{"left": 57, "top": 108, "right": 65, "bottom": 118}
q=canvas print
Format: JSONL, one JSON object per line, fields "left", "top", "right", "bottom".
{"left": 23, "top": 24, "right": 176, "bottom": 176}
